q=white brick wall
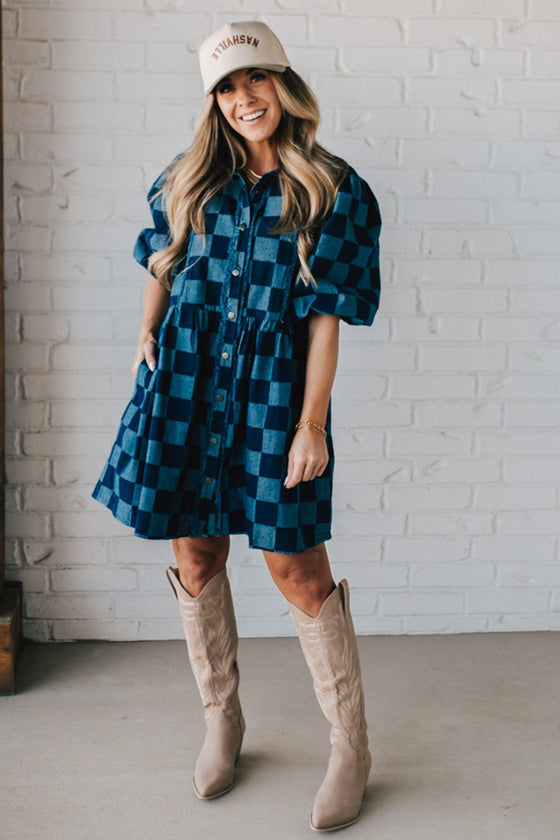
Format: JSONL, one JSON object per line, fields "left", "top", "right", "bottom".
{"left": 4, "top": 0, "right": 560, "bottom": 640}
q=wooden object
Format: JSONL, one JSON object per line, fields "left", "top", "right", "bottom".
{"left": 0, "top": 583, "right": 22, "bottom": 694}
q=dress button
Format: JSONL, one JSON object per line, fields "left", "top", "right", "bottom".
{"left": 239, "top": 222, "right": 247, "bottom": 231}
{"left": 205, "top": 477, "right": 213, "bottom": 485}
{"left": 216, "top": 394, "right": 224, "bottom": 402}
{"left": 221, "top": 351, "right": 230, "bottom": 360}
{"left": 232, "top": 268, "right": 240, "bottom": 276}
{"left": 210, "top": 436, "right": 218, "bottom": 445}
{"left": 227, "top": 311, "right": 235, "bottom": 320}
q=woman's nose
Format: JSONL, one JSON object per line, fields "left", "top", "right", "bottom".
{"left": 236, "top": 83, "right": 256, "bottom": 104}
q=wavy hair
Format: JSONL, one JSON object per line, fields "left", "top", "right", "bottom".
{"left": 147, "top": 68, "right": 348, "bottom": 291}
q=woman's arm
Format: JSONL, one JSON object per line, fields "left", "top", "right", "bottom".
{"left": 131, "top": 273, "right": 171, "bottom": 374}
{"left": 284, "top": 312, "right": 340, "bottom": 489}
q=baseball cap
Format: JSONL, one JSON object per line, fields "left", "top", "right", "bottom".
{"left": 199, "top": 21, "right": 291, "bottom": 96}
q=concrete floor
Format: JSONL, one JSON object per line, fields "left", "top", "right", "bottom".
{"left": 1, "top": 632, "right": 559, "bottom": 840}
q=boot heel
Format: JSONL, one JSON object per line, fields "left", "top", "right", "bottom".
{"left": 234, "top": 714, "right": 246, "bottom": 765}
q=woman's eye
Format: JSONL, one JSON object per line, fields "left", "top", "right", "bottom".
{"left": 250, "top": 72, "right": 266, "bottom": 83}
{"left": 217, "top": 81, "right": 233, "bottom": 94}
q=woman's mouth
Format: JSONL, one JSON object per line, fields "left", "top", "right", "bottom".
{"left": 239, "top": 109, "right": 266, "bottom": 123}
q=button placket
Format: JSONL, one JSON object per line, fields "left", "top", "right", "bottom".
{"left": 203, "top": 185, "right": 250, "bottom": 503}
{"left": 226, "top": 210, "right": 247, "bottom": 317}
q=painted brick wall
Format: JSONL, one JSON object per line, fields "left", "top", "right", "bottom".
{"left": 4, "top": 0, "right": 560, "bottom": 640}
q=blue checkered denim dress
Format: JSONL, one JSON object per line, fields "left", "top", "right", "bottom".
{"left": 92, "top": 162, "right": 381, "bottom": 553}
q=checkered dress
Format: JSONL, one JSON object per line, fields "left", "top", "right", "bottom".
{"left": 92, "top": 162, "right": 382, "bottom": 553}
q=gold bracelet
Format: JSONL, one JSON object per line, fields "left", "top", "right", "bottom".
{"left": 294, "top": 419, "right": 327, "bottom": 438}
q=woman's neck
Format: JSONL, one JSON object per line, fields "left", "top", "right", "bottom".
{"left": 245, "top": 141, "right": 278, "bottom": 176}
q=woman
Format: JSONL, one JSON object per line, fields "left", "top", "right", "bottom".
{"left": 93, "top": 20, "right": 381, "bottom": 833}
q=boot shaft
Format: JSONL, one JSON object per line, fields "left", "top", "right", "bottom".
{"left": 289, "top": 579, "right": 368, "bottom": 758}
{"left": 166, "top": 566, "right": 241, "bottom": 717}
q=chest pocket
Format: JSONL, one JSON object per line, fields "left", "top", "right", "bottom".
{"left": 245, "top": 219, "right": 299, "bottom": 321}
{"left": 171, "top": 194, "right": 238, "bottom": 308}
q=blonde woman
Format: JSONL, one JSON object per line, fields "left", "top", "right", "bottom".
{"left": 93, "top": 21, "right": 381, "bottom": 833}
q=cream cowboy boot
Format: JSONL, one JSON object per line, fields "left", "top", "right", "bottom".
{"left": 289, "top": 579, "right": 371, "bottom": 832}
{"left": 166, "top": 566, "right": 246, "bottom": 799}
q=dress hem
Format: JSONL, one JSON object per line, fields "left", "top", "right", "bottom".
{"left": 92, "top": 487, "right": 332, "bottom": 554}
{"left": 131, "top": 524, "right": 333, "bottom": 555}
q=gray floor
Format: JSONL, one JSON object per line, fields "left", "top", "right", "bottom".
{"left": 2, "top": 632, "right": 560, "bottom": 840}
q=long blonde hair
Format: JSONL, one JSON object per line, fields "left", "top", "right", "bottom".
{"left": 148, "top": 68, "right": 348, "bottom": 291}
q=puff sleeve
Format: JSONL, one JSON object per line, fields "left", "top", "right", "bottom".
{"left": 132, "top": 164, "right": 172, "bottom": 272}
{"left": 291, "top": 168, "right": 382, "bottom": 326}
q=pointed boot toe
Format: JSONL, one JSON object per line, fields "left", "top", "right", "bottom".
{"left": 310, "top": 739, "right": 371, "bottom": 831}
{"left": 192, "top": 708, "right": 246, "bottom": 799}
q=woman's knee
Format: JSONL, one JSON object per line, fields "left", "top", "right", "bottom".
{"left": 263, "top": 543, "right": 335, "bottom": 609}
{"left": 284, "top": 548, "right": 324, "bottom": 581}
{"left": 172, "top": 535, "right": 229, "bottom": 588}
{"left": 271, "top": 543, "right": 327, "bottom": 579}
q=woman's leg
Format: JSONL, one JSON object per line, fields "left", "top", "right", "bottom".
{"left": 166, "top": 534, "right": 245, "bottom": 800}
{"left": 172, "top": 534, "right": 230, "bottom": 596}
{"left": 262, "top": 542, "right": 336, "bottom": 617}
{"left": 264, "top": 542, "right": 371, "bottom": 832}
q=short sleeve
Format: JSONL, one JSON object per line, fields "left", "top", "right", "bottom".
{"left": 291, "top": 169, "right": 382, "bottom": 326}
{"left": 132, "top": 164, "right": 173, "bottom": 272}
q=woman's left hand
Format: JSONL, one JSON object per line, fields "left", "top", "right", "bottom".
{"left": 284, "top": 426, "right": 329, "bottom": 489}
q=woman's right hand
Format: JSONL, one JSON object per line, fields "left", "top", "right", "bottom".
{"left": 131, "top": 333, "right": 158, "bottom": 376}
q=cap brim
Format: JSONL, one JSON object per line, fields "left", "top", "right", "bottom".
{"left": 205, "top": 63, "right": 288, "bottom": 96}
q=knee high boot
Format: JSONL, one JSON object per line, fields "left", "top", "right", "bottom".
{"left": 166, "top": 566, "right": 246, "bottom": 800}
{"left": 288, "top": 579, "right": 371, "bottom": 832}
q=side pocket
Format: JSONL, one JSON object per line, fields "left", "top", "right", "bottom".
{"left": 133, "top": 359, "right": 156, "bottom": 414}
{"left": 136, "top": 358, "right": 152, "bottom": 389}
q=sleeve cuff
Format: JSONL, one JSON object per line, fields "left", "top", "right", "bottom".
{"left": 292, "top": 280, "right": 378, "bottom": 326}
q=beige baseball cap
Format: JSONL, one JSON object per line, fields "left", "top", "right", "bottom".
{"left": 199, "top": 21, "right": 291, "bottom": 96}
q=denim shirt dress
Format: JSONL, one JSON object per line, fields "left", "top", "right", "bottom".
{"left": 92, "top": 160, "right": 382, "bottom": 554}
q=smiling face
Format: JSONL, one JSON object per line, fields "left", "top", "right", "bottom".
{"left": 214, "top": 67, "right": 283, "bottom": 152}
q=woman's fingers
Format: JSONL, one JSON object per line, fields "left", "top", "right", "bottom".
{"left": 284, "top": 452, "right": 299, "bottom": 489}
{"left": 144, "top": 339, "right": 158, "bottom": 371}
{"left": 284, "top": 434, "right": 329, "bottom": 488}
{"left": 284, "top": 451, "right": 297, "bottom": 488}
{"left": 130, "top": 339, "right": 158, "bottom": 376}
{"left": 301, "top": 458, "right": 328, "bottom": 483}
{"left": 131, "top": 354, "right": 142, "bottom": 376}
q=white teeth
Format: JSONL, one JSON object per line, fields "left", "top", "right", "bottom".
{"left": 241, "top": 110, "right": 265, "bottom": 122}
